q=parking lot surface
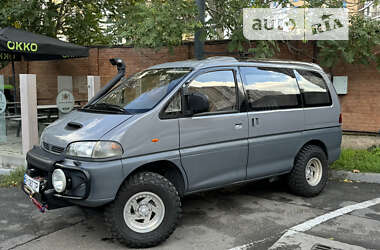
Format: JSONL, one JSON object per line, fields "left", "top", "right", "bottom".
{"left": 1, "top": 179, "right": 379, "bottom": 250}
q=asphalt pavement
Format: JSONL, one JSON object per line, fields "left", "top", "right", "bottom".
{"left": 1, "top": 178, "right": 380, "bottom": 250}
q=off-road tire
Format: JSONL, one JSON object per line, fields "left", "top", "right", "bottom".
{"left": 105, "top": 172, "right": 181, "bottom": 248}
{"left": 287, "top": 145, "right": 328, "bottom": 197}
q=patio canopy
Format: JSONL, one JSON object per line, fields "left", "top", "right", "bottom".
{"left": 0, "top": 27, "right": 88, "bottom": 61}
{"left": 0, "top": 27, "right": 89, "bottom": 112}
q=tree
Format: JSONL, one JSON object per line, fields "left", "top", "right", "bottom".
{"left": 204, "top": 0, "right": 380, "bottom": 69}
{"left": 205, "top": 0, "right": 289, "bottom": 57}
{"left": 105, "top": 0, "right": 201, "bottom": 49}
{"left": 1, "top": 0, "right": 378, "bottom": 70}
{"left": 317, "top": 14, "right": 380, "bottom": 71}
{"left": 0, "top": 0, "right": 111, "bottom": 46}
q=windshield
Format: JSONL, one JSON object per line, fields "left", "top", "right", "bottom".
{"left": 90, "top": 67, "right": 191, "bottom": 114}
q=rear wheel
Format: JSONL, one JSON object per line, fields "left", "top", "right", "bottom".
{"left": 287, "top": 145, "right": 328, "bottom": 197}
{"left": 105, "top": 172, "right": 181, "bottom": 248}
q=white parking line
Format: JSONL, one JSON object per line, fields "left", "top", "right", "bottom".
{"left": 230, "top": 197, "right": 380, "bottom": 250}
{"left": 284, "top": 197, "right": 380, "bottom": 237}
{"left": 270, "top": 231, "right": 366, "bottom": 250}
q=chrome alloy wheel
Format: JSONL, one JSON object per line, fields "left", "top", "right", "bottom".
{"left": 305, "top": 157, "right": 323, "bottom": 186}
{"left": 123, "top": 192, "right": 165, "bottom": 233}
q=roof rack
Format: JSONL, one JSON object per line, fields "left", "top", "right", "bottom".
{"left": 243, "top": 58, "right": 323, "bottom": 70}
{"left": 203, "top": 56, "right": 238, "bottom": 62}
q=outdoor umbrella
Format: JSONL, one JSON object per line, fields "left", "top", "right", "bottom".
{"left": 0, "top": 27, "right": 89, "bottom": 112}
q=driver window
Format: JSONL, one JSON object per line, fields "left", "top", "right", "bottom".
{"left": 187, "top": 70, "right": 237, "bottom": 113}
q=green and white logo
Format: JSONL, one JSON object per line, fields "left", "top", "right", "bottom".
{"left": 0, "top": 91, "right": 6, "bottom": 114}
{"left": 56, "top": 90, "right": 75, "bottom": 113}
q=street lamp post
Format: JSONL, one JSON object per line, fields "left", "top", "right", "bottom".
{"left": 194, "top": 0, "right": 205, "bottom": 60}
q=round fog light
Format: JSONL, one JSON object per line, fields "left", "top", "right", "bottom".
{"left": 52, "top": 169, "right": 67, "bottom": 193}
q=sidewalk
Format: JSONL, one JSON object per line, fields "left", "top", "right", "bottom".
{"left": 0, "top": 126, "right": 22, "bottom": 155}
{"left": 0, "top": 128, "right": 25, "bottom": 170}
{"left": 330, "top": 170, "right": 380, "bottom": 184}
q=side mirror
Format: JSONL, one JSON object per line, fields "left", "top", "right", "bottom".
{"left": 188, "top": 92, "right": 209, "bottom": 114}
{"left": 182, "top": 85, "right": 209, "bottom": 116}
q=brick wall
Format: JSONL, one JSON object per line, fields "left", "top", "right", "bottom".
{"left": 0, "top": 41, "right": 379, "bottom": 133}
{"left": 333, "top": 62, "right": 380, "bottom": 133}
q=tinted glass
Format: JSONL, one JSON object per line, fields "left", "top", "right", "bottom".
{"left": 240, "top": 67, "right": 301, "bottom": 111}
{"left": 295, "top": 70, "right": 332, "bottom": 107}
{"left": 95, "top": 68, "right": 191, "bottom": 113}
{"left": 188, "top": 70, "right": 237, "bottom": 113}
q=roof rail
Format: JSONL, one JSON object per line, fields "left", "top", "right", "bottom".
{"left": 244, "top": 58, "right": 323, "bottom": 70}
{"left": 203, "top": 56, "right": 238, "bottom": 62}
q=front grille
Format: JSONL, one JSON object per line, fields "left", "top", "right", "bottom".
{"left": 42, "top": 141, "right": 65, "bottom": 154}
{"left": 42, "top": 141, "right": 49, "bottom": 150}
{"left": 51, "top": 145, "right": 65, "bottom": 154}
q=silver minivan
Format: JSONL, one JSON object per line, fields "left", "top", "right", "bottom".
{"left": 23, "top": 57, "right": 342, "bottom": 247}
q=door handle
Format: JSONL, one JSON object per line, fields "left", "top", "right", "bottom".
{"left": 252, "top": 118, "right": 259, "bottom": 127}
{"left": 234, "top": 123, "right": 243, "bottom": 129}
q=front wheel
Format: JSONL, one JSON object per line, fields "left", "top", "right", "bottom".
{"left": 287, "top": 145, "right": 328, "bottom": 197}
{"left": 105, "top": 172, "right": 181, "bottom": 248}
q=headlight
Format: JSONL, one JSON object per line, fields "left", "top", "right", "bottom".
{"left": 66, "top": 141, "right": 123, "bottom": 159}
{"left": 66, "top": 141, "right": 97, "bottom": 158}
{"left": 52, "top": 169, "right": 67, "bottom": 193}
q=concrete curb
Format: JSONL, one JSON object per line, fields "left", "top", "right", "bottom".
{"left": 330, "top": 170, "right": 380, "bottom": 184}
{"left": 0, "top": 154, "right": 26, "bottom": 166}
{"left": 0, "top": 168, "right": 12, "bottom": 175}
{"left": 0, "top": 153, "right": 26, "bottom": 176}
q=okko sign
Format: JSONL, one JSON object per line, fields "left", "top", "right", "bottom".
{"left": 7, "top": 41, "right": 38, "bottom": 52}
{"left": 243, "top": 8, "right": 349, "bottom": 40}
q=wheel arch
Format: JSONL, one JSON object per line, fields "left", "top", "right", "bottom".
{"left": 124, "top": 160, "right": 187, "bottom": 197}
{"left": 298, "top": 139, "right": 328, "bottom": 160}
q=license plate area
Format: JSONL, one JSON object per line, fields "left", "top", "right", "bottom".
{"left": 24, "top": 174, "right": 40, "bottom": 193}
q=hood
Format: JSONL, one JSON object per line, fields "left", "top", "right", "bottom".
{"left": 41, "top": 110, "right": 133, "bottom": 148}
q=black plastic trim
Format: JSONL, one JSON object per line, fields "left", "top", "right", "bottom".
{"left": 54, "top": 163, "right": 91, "bottom": 200}
{"left": 25, "top": 146, "right": 91, "bottom": 202}
{"left": 27, "top": 146, "right": 64, "bottom": 171}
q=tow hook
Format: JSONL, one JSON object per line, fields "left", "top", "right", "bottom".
{"left": 24, "top": 184, "right": 48, "bottom": 213}
{"left": 30, "top": 195, "right": 48, "bottom": 213}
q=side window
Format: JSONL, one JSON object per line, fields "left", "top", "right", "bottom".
{"left": 295, "top": 70, "right": 332, "bottom": 107}
{"left": 240, "top": 67, "right": 301, "bottom": 111}
{"left": 187, "top": 70, "right": 237, "bottom": 113}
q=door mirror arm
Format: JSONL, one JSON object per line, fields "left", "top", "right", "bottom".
{"left": 181, "top": 85, "right": 193, "bottom": 117}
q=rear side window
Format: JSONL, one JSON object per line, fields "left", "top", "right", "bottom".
{"left": 295, "top": 70, "right": 332, "bottom": 107}
{"left": 240, "top": 67, "right": 301, "bottom": 111}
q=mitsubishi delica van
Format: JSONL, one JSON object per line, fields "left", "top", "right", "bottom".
{"left": 22, "top": 57, "right": 342, "bottom": 248}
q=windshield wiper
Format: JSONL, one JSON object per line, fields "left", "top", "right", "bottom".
{"left": 83, "top": 103, "right": 130, "bottom": 114}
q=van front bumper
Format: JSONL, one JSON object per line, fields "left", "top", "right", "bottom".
{"left": 24, "top": 146, "right": 124, "bottom": 210}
